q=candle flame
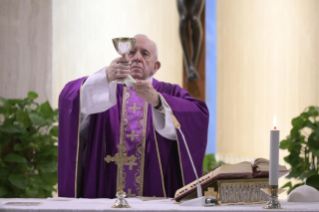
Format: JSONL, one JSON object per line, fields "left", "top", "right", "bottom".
{"left": 273, "top": 114, "right": 277, "bottom": 129}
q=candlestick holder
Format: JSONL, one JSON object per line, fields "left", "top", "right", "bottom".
{"left": 111, "top": 190, "right": 131, "bottom": 208}
{"left": 260, "top": 185, "right": 286, "bottom": 209}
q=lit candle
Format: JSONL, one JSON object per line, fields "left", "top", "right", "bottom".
{"left": 269, "top": 114, "right": 280, "bottom": 185}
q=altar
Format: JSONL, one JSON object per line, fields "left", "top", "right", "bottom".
{"left": 1, "top": 198, "right": 318, "bottom": 212}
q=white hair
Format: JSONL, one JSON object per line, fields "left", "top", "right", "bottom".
{"left": 134, "top": 34, "right": 158, "bottom": 60}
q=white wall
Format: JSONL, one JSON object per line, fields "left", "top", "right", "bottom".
{"left": 0, "top": 0, "right": 52, "bottom": 103}
{"left": 52, "top": 0, "right": 183, "bottom": 108}
{"left": 216, "top": 0, "right": 319, "bottom": 198}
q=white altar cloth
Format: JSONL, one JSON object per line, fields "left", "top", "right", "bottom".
{"left": 0, "top": 198, "right": 318, "bottom": 212}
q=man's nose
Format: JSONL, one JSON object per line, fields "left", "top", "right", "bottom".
{"left": 131, "top": 51, "right": 142, "bottom": 63}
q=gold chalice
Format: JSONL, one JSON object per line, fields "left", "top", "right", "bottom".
{"left": 111, "top": 37, "right": 137, "bottom": 84}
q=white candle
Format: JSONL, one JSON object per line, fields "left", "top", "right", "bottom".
{"left": 269, "top": 114, "right": 280, "bottom": 185}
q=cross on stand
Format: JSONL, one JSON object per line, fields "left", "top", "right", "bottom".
{"left": 128, "top": 102, "right": 141, "bottom": 114}
{"left": 204, "top": 187, "right": 218, "bottom": 197}
{"left": 105, "top": 144, "right": 136, "bottom": 191}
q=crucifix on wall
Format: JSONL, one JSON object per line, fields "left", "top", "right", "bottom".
{"left": 177, "top": 0, "right": 205, "bottom": 83}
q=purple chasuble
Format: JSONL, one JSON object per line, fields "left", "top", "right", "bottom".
{"left": 58, "top": 78, "right": 209, "bottom": 198}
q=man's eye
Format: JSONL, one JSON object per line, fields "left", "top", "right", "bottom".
{"left": 128, "top": 51, "right": 135, "bottom": 57}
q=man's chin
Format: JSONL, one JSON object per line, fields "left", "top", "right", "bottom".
{"left": 131, "top": 74, "right": 143, "bottom": 80}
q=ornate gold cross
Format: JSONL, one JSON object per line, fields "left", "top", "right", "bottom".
{"left": 105, "top": 144, "right": 136, "bottom": 191}
{"left": 128, "top": 102, "right": 141, "bottom": 114}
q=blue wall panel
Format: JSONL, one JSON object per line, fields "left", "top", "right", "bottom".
{"left": 205, "top": 0, "right": 217, "bottom": 154}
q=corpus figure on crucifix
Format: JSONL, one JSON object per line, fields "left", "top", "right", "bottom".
{"left": 177, "top": 0, "right": 205, "bottom": 82}
{"left": 58, "top": 34, "right": 209, "bottom": 198}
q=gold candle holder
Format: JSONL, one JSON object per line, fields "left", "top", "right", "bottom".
{"left": 260, "top": 185, "right": 286, "bottom": 209}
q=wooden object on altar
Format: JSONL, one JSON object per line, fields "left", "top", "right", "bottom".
{"left": 173, "top": 158, "right": 290, "bottom": 203}
{"left": 181, "top": 178, "right": 270, "bottom": 204}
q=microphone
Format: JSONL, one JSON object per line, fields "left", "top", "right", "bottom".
{"left": 171, "top": 114, "right": 217, "bottom": 207}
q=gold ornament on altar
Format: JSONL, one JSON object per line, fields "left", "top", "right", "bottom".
{"left": 105, "top": 144, "right": 137, "bottom": 208}
{"left": 204, "top": 187, "right": 218, "bottom": 198}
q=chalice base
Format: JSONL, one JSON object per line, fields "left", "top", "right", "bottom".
{"left": 111, "top": 75, "right": 136, "bottom": 84}
{"left": 111, "top": 190, "right": 131, "bottom": 208}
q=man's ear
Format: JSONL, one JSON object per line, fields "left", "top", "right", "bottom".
{"left": 152, "top": 61, "right": 161, "bottom": 75}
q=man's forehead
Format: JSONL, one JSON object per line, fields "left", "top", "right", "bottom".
{"left": 134, "top": 36, "right": 154, "bottom": 49}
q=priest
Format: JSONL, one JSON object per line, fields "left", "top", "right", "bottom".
{"left": 58, "top": 34, "right": 209, "bottom": 198}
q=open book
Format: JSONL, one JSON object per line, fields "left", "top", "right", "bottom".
{"left": 173, "top": 158, "right": 289, "bottom": 201}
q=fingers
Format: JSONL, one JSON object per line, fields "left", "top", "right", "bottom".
{"left": 107, "top": 57, "right": 132, "bottom": 82}
{"left": 113, "top": 57, "right": 129, "bottom": 64}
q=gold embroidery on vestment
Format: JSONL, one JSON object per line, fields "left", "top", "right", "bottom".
{"left": 153, "top": 124, "right": 167, "bottom": 198}
{"left": 74, "top": 79, "right": 86, "bottom": 198}
{"left": 158, "top": 93, "right": 185, "bottom": 186}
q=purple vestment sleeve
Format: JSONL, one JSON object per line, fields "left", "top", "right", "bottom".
{"left": 58, "top": 77, "right": 87, "bottom": 197}
{"left": 153, "top": 79, "right": 209, "bottom": 195}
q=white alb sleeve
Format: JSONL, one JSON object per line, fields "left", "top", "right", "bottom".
{"left": 81, "top": 67, "right": 117, "bottom": 115}
{"left": 80, "top": 67, "right": 117, "bottom": 134}
{"left": 152, "top": 96, "right": 176, "bottom": 140}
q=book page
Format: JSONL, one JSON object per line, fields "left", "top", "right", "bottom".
{"left": 253, "top": 158, "right": 288, "bottom": 171}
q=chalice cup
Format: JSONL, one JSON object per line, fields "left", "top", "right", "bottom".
{"left": 111, "top": 37, "right": 137, "bottom": 84}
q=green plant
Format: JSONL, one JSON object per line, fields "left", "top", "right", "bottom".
{"left": 0, "top": 92, "right": 58, "bottom": 198}
{"left": 203, "top": 153, "right": 226, "bottom": 175}
{"left": 280, "top": 106, "right": 319, "bottom": 194}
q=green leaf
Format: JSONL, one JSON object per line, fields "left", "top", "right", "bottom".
{"left": 0, "top": 168, "right": 10, "bottom": 180}
{"left": 0, "top": 187, "right": 8, "bottom": 197}
{"left": 0, "top": 97, "right": 8, "bottom": 106}
{"left": 8, "top": 174, "right": 27, "bottom": 189}
{"left": 41, "top": 172, "right": 57, "bottom": 186}
{"left": 307, "top": 106, "right": 319, "bottom": 117}
{"left": 4, "top": 153, "right": 27, "bottom": 163}
{"left": 279, "top": 139, "right": 290, "bottom": 149}
{"left": 285, "top": 169, "right": 302, "bottom": 179}
{"left": 16, "top": 108, "right": 31, "bottom": 128}
{"left": 38, "top": 146, "right": 58, "bottom": 157}
{"left": 28, "top": 92, "right": 38, "bottom": 99}
{"left": 26, "top": 187, "right": 38, "bottom": 197}
{"left": 0, "top": 124, "right": 25, "bottom": 134}
{"left": 0, "top": 136, "right": 11, "bottom": 150}
{"left": 39, "top": 101, "right": 54, "bottom": 119}
{"left": 312, "top": 149, "right": 319, "bottom": 157}
{"left": 39, "top": 162, "right": 57, "bottom": 173}
{"left": 308, "top": 132, "right": 319, "bottom": 150}
{"left": 14, "top": 143, "right": 22, "bottom": 151}
{"left": 203, "top": 154, "right": 216, "bottom": 174}
{"left": 39, "top": 184, "right": 53, "bottom": 191}
{"left": 287, "top": 182, "right": 305, "bottom": 194}
{"left": 299, "top": 170, "right": 318, "bottom": 180}
{"left": 290, "top": 127, "right": 300, "bottom": 137}
{"left": 49, "top": 126, "right": 58, "bottom": 137}
{"left": 306, "top": 174, "right": 319, "bottom": 190}
{"left": 281, "top": 181, "right": 292, "bottom": 189}
{"left": 291, "top": 116, "right": 304, "bottom": 129}
{"left": 53, "top": 109, "right": 59, "bottom": 122}
{"left": 29, "top": 114, "right": 46, "bottom": 126}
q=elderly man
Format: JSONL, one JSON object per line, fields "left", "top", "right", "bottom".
{"left": 58, "top": 35, "right": 209, "bottom": 198}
